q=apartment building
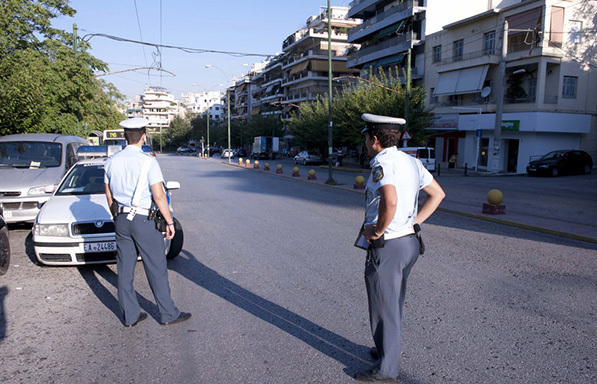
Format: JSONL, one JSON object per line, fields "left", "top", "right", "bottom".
{"left": 346, "top": 0, "right": 496, "bottom": 82}
{"left": 279, "top": 6, "right": 361, "bottom": 117}
{"left": 180, "top": 90, "right": 224, "bottom": 118}
{"left": 140, "top": 86, "right": 179, "bottom": 134}
{"left": 424, "top": 0, "right": 596, "bottom": 173}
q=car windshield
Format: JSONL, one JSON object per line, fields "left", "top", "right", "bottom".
{"left": 0, "top": 141, "right": 62, "bottom": 168}
{"left": 56, "top": 164, "right": 105, "bottom": 195}
{"left": 541, "top": 151, "right": 566, "bottom": 160}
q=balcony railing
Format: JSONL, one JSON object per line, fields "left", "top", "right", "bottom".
{"left": 435, "top": 49, "right": 499, "bottom": 66}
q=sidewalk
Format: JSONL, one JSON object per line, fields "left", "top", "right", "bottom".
{"left": 209, "top": 156, "right": 597, "bottom": 244}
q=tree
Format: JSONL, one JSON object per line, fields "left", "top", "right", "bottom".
{"left": 0, "top": 0, "right": 124, "bottom": 137}
{"left": 288, "top": 67, "right": 435, "bottom": 153}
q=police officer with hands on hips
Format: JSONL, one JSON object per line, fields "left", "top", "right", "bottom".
{"left": 104, "top": 117, "right": 191, "bottom": 327}
{"left": 354, "top": 114, "right": 445, "bottom": 382}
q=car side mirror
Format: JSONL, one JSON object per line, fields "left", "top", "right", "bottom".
{"left": 165, "top": 181, "right": 180, "bottom": 191}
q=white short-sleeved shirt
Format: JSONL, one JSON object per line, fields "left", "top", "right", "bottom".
{"left": 104, "top": 146, "right": 164, "bottom": 209}
{"left": 365, "top": 146, "right": 434, "bottom": 239}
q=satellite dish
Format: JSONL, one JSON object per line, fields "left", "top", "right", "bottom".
{"left": 481, "top": 87, "right": 492, "bottom": 98}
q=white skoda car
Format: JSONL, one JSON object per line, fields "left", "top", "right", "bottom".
{"left": 32, "top": 156, "right": 183, "bottom": 266}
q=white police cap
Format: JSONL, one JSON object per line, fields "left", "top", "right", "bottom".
{"left": 119, "top": 117, "right": 149, "bottom": 130}
{"left": 361, "top": 113, "right": 406, "bottom": 133}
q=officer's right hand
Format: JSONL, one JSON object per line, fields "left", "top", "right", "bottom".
{"left": 165, "top": 224, "right": 175, "bottom": 240}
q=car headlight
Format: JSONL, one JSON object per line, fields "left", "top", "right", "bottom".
{"left": 34, "top": 224, "right": 70, "bottom": 237}
{"left": 28, "top": 185, "right": 54, "bottom": 195}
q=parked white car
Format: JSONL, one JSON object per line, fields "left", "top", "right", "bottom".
{"left": 221, "top": 149, "right": 235, "bottom": 159}
{"left": 294, "top": 151, "right": 323, "bottom": 165}
{"left": 32, "top": 156, "right": 183, "bottom": 266}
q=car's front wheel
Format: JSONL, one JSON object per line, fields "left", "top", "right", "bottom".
{"left": 165, "top": 218, "right": 183, "bottom": 259}
{"left": 551, "top": 167, "right": 559, "bottom": 177}
{"left": 583, "top": 165, "right": 592, "bottom": 174}
{"left": 0, "top": 226, "right": 10, "bottom": 276}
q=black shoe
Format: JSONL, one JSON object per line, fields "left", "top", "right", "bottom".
{"left": 124, "top": 312, "right": 148, "bottom": 328}
{"left": 160, "top": 312, "right": 191, "bottom": 326}
{"left": 370, "top": 346, "right": 379, "bottom": 360}
{"left": 354, "top": 369, "right": 398, "bottom": 382}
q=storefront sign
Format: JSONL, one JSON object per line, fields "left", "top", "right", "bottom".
{"left": 501, "top": 120, "right": 520, "bottom": 131}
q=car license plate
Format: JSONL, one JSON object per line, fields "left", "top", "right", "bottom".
{"left": 83, "top": 242, "right": 116, "bottom": 253}
{"left": 4, "top": 211, "right": 12, "bottom": 218}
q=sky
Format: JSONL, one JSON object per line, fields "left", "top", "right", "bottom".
{"left": 51, "top": 0, "right": 352, "bottom": 101}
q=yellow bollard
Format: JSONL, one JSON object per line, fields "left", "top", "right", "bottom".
{"left": 354, "top": 175, "right": 366, "bottom": 190}
{"left": 483, "top": 189, "right": 505, "bottom": 214}
{"left": 292, "top": 167, "right": 300, "bottom": 177}
{"left": 308, "top": 169, "right": 317, "bottom": 180}
{"left": 254, "top": 160, "right": 259, "bottom": 169}
{"left": 276, "top": 164, "right": 283, "bottom": 174}
{"left": 264, "top": 162, "right": 270, "bottom": 171}
{"left": 238, "top": 157, "right": 243, "bottom": 166}
{"left": 246, "top": 159, "right": 251, "bottom": 167}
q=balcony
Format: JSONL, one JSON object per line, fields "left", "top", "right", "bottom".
{"left": 434, "top": 49, "right": 500, "bottom": 72}
{"left": 347, "top": 31, "right": 415, "bottom": 68}
{"left": 348, "top": 1, "right": 420, "bottom": 43}
{"left": 282, "top": 71, "right": 329, "bottom": 87}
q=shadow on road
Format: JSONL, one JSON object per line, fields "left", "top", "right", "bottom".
{"left": 0, "top": 286, "right": 7, "bottom": 342}
{"left": 77, "top": 264, "right": 160, "bottom": 325}
{"left": 165, "top": 249, "right": 428, "bottom": 383}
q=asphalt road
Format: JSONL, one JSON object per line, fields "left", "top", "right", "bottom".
{"left": 1, "top": 154, "right": 595, "bottom": 383}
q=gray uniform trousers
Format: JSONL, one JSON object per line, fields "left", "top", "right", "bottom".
{"left": 365, "top": 235, "right": 420, "bottom": 378}
{"left": 115, "top": 213, "right": 180, "bottom": 325}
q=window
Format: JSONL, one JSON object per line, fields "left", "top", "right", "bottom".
{"left": 430, "top": 88, "right": 438, "bottom": 104}
{"left": 528, "top": 78, "right": 537, "bottom": 100}
{"left": 568, "top": 21, "right": 582, "bottom": 43}
{"left": 484, "top": 32, "right": 495, "bottom": 55}
{"left": 562, "top": 76, "right": 577, "bottom": 98}
{"left": 453, "top": 40, "right": 463, "bottom": 61}
{"left": 433, "top": 45, "right": 441, "bottom": 63}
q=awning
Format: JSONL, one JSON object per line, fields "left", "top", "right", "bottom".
{"left": 290, "top": 60, "right": 309, "bottom": 74}
{"left": 377, "top": 54, "right": 404, "bottom": 67}
{"left": 378, "top": 19, "right": 408, "bottom": 39}
{"left": 251, "top": 106, "right": 261, "bottom": 115}
{"left": 362, "top": 60, "right": 380, "bottom": 70}
{"left": 311, "top": 60, "right": 328, "bottom": 72}
{"left": 236, "top": 83, "right": 246, "bottom": 93}
{"left": 265, "top": 84, "right": 274, "bottom": 93}
{"left": 433, "top": 65, "right": 489, "bottom": 96}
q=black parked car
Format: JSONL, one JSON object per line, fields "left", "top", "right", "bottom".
{"left": 0, "top": 203, "right": 10, "bottom": 276}
{"left": 526, "top": 150, "right": 593, "bottom": 177}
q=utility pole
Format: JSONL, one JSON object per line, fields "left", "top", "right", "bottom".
{"left": 326, "top": 0, "right": 336, "bottom": 184}
{"left": 404, "top": 48, "right": 411, "bottom": 133}
{"left": 492, "top": 20, "right": 508, "bottom": 173}
{"left": 73, "top": 23, "right": 78, "bottom": 52}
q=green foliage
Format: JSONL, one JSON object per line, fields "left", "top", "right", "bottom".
{"left": 288, "top": 67, "right": 436, "bottom": 151}
{"left": 0, "top": 0, "right": 124, "bottom": 137}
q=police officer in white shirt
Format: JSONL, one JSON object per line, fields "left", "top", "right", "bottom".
{"left": 355, "top": 114, "right": 445, "bottom": 382}
{"left": 104, "top": 117, "right": 191, "bottom": 327}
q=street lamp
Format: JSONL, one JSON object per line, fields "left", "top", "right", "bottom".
{"left": 205, "top": 65, "right": 231, "bottom": 162}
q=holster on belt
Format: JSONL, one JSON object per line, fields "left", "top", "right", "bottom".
{"left": 110, "top": 201, "right": 119, "bottom": 219}
{"left": 414, "top": 224, "right": 425, "bottom": 255}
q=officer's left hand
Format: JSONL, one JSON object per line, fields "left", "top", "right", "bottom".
{"left": 363, "top": 225, "right": 381, "bottom": 243}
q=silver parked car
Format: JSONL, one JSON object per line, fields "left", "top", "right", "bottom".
{"left": 0, "top": 133, "right": 87, "bottom": 223}
{"left": 294, "top": 150, "right": 323, "bottom": 165}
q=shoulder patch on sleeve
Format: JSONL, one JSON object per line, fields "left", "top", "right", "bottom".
{"left": 372, "top": 166, "right": 384, "bottom": 182}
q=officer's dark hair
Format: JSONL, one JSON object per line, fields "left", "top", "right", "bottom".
{"left": 124, "top": 128, "right": 146, "bottom": 145}
{"left": 368, "top": 128, "right": 402, "bottom": 149}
